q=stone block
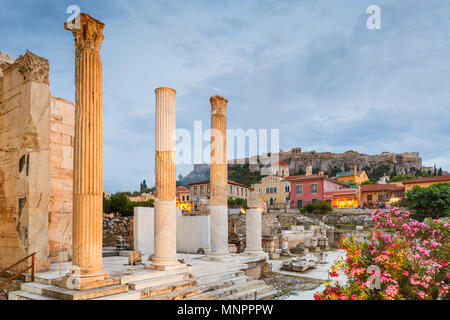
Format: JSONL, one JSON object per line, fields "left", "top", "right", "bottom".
{"left": 134, "top": 207, "right": 155, "bottom": 255}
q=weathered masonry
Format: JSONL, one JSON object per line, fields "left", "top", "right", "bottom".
{"left": 0, "top": 50, "right": 74, "bottom": 272}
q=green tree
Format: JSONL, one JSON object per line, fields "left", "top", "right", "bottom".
{"left": 228, "top": 164, "right": 261, "bottom": 187}
{"left": 361, "top": 180, "right": 376, "bottom": 185}
{"left": 389, "top": 174, "right": 415, "bottom": 183}
{"left": 368, "top": 164, "right": 391, "bottom": 182}
{"left": 403, "top": 183, "right": 450, "bottom": 218}
{"left": 103, "top": 193, "right": 154, "bottom": 217}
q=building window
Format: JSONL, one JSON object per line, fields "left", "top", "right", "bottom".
{"left": 229, "top": 186, "right": 232, "bottom": 194}
{"left": 285, "top": 197, "right": 290, "bottom": 203}
{"left": 207, "top": 186, "right": 210, "bottom": 194}
{"left": 194, "top": 186, "right": 198, "bottom": 195}
{"left": 269, "top": 198, "right": 275, "bottom": 206}
{"left": 200, "top": 185, "right": 204, "bottom": 194}
{"left": 297, "top": 200, "right": 303, "bottom": 208}
{"left": 311, "top": 183, "right": 318, "bottom": 194}
{"left": 186, "top": 195, "right": 190, "bottom": 201}
{"left": 258, "top": 188, "right": 261, "bottom": 193}
{"left": 367, "top": 195, "right": 373, "bottom": 201}
{"left": 296, "top": 185, "right": 303, "bottom": 195}
{"left": 311, "top": 198, "right": 318, "bottom": 204}
{"left": 284, "top": 185, "right": 290, "bottom": 193}
{"left": 378, "top": 194, "right": 384, "bottom": 202}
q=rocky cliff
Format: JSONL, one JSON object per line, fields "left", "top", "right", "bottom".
{"left": 182, "top": 148, "right": 432, "bottom": 185}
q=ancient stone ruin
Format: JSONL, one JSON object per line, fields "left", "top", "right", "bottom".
{"left": 0, "top": 50, "right": 74, "bottom": 272}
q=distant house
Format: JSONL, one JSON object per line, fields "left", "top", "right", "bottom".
{"left": 188, "top": 180, "right": 251, "bottom": 207}
{"left": 270, "top": 161, "right": 290, "bottom": 177}
{"left": 378, "top": 175, "right": 390, "bottom": 184}
{"left": 176, "top": 186, "right": 191, "bottom": 202}
{"left": 283, "top": 172, "right": 352, "bottom": 209}
{"left": 252, "top": 175, "right": 291, "bottom": 208}
{"left": 128, "top": 193, "right": 155, "bottom": 202}
{"left": 403, "top": 175, "right": 450, "bottom": 192}
{"left": 335, "top": 165, "right": 369, "bottom": 185}
{"left": 360, "top": 184, "right": 405, "bottom": 206}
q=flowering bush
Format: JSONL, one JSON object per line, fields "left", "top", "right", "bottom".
{"left": 314, "top": 206, "right": 449, "bottom": 300}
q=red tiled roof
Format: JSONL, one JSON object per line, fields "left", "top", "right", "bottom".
{"left": 324, "top": 189, "right": 357, "bottom": 200}
{"left": 188, "top": 180, "right": 249, "bottom": 188}
{"left": 276, "top": 161, "right": 289, "bottom": 166}
{"left": 402, "top": 175, "right": 450, "bottom": 185}
{"left": 282, "top": 174, "right": 348, "bottom": 186}
{"left": 176, "top": 186, "right": 190, "bottom": 192}
{"left": 361, "top": 184, "right": 405, "bottom": 192}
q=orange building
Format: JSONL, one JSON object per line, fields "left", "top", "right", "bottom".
{"left": 335, "top": 165, "right": 369, "bottom": 186}
{"left": 360, "top": 184, "right": 405, "bottom": 207}
{"left": 176, "top": 186, "right": 193, "bottom": 213}
{"left": 324, "top": 188, "right": 359, "bottom": 208}
{"left": 403, "top": 175, "right": 450, "bottom": 192}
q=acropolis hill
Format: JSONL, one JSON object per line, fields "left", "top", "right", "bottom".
{"left": 228, "top": 148, "right": 428, "bottom": 176}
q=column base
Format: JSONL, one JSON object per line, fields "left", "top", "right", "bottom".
{"left": 243, "top": 250, "right": 269, "bottom": 260}
{"left": 205, "top": 252, "right": 232, "bottom": 262}
{"left": 145, "top": 257, "right": 186, "bottom": 271}
{"left": 145, "top": 262, "right": 187, "bottom": 271}
{"left": 58, "top": 270, "right": 108, "bottom": 291}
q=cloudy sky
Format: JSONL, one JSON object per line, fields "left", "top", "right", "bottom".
{"left": 1, "top": 0, "right": 449, "bottom": 193}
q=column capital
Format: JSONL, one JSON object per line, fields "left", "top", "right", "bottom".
{"left": 155, "top": 87, "right": 177, "bottom": 95}
{"left": 210, "top": 96, "right": 228, "bottom": 116}
{"left": 65, "top": 13, "right": 105, "bottom": 54}
{"left": 13, "top": 50, "right": 49, "bottom": 85}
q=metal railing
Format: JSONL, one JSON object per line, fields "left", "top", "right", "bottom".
{"left": 0, "top": 252, "right": 35, "bottom": 287}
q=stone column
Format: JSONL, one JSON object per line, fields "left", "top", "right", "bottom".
{"left": 245, "top": 191, "right": 266, "bottom": 257}
{"left": 148, "top": 87, "right": 180, "bottom": 270}
{"left": 209, "top": 96, "right": 229, "bottom": 257}
{"left": 64, "top": 13, "right": 106, "bottom": 284}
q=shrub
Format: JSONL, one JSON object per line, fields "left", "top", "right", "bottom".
{"left": 314, "top": 206, "right": 449, "bottom": 300}
{"left": 228, "top": 198, "right": 248, "bottom": 209}
{"left": 304, "top": 201, "right": 332, "bottom": 214}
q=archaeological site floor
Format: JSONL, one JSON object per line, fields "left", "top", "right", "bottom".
{"left": 8, "top": 253, "right": 277, "bottom": 300}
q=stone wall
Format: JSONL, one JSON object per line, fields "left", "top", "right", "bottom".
{"left": 0, "top": 51, "right": 74, "bottom": 271}
{"left": 103, "top": 215, "right": 132, "bottom": 248}
{"left": 0, "top": 51, "right": 52, "bottom": 272}
{"left": 48, "top": 97, "right": 74, "bottom": 262}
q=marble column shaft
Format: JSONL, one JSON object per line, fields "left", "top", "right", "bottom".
{"left": 245, "top": 191, "right": 264, "bottom": 254}
{"left": 209, "top": 96, "right": 229, "bottom": 256}
{"left": 152, "top": 87, "right": 178, "bottom": 267}
{"left": 65, "top": 13, "right": 105, "bottom": 277}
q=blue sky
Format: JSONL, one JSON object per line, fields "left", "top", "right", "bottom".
{"left": 1, "top": 0, "right": 449, "bottom": 193}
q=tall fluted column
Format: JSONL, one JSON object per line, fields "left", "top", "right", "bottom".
{"left": 148, "top": 87, "right": 180, "bottom": 270}
{"left": 245, "top": 191, "right": 266, "bottom": 257}
{"left": 64, "top": 13, "right": 106, "bottom": 284}
{"left": 209, "top": 96, "right": 229, "bottom": 257}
